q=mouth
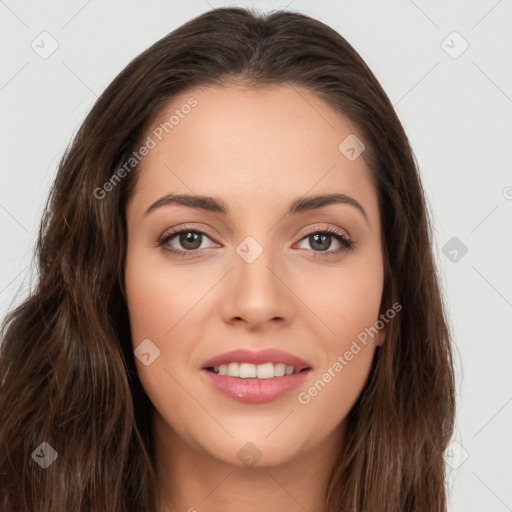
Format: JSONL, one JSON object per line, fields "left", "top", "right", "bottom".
{"left": 204, "top": 362, "right": 310, "bottom": 378}
{"left": 200, "top": 348, "right": 312, "bottom": 403}
{"left": 201, "top": 363, "right": 312, "bottom": 404}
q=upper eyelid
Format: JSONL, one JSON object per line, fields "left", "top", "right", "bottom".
{"left": 160, "top": 224, "right": 218, "bottom": 242}
{"left": 300, "top": 224, "right": 350, "bottom": 238}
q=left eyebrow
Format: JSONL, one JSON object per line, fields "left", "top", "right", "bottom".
{"left": 143, "top": 192, "right": 369, "bottom": 224}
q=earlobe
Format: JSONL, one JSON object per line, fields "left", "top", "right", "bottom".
{"left": 375, "top": 327, "right": 386, "bottom": 347}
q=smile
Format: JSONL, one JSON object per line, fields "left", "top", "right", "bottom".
{"left": 208, "top": 362, "right": 302, "bottom": 378}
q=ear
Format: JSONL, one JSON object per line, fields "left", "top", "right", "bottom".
{"left": 375, "top": 324, "right": 386, "bottom": 347}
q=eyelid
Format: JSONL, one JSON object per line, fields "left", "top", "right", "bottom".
{"left": 299, "top": 223, "right": 350, "bottom": 240}
{"left": 158, "top": 223, "right": 218, "bottom": 242}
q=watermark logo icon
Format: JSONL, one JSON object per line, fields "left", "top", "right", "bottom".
{"left": 442, "top": 236, "right": 468, "bottom": 263}
{"left": 236, "top": 236, "right": 263, "bottom": 264}
{"left": 338, "top": 134, "right": 365, "bottom": 161}
{"left": 31, "top": 441, "right": 58, "bottom": 468}
{"left": 134, "top": 338, "right": 161, "bottom": 366}
{"left": 441, "top": 31, "right": 469, "bottom": 59}
{"left": 31, "top": 31, "right": 59, "bottom": 59}
{"left": 443, "top": 440, "right": 469, "bottom": 469}
{"left": 237, "top": 442, "right": 262, "bottom": 467}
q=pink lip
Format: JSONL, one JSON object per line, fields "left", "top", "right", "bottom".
{"left": 201, "top": 348, "right": 312, "bottom": 370}
{"left": 201, "top": 368, "right": 311, "bottom": 403}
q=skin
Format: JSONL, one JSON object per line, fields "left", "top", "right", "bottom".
{"left": 124, "top": 83, "right": 385, "bottom": 512}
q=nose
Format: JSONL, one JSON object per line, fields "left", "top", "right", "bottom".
{"left": 221, "top": 243, "right": 294, "bottom": 330}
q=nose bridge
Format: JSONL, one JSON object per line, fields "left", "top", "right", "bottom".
{"left": 222, "top": 232, "right": 291, "bottom": 325}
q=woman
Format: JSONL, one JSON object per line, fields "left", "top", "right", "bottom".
{"left": 0, "top": 7, "right": 456, "bottom": 511}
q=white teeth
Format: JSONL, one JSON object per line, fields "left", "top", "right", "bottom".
{"left": 213, "top": 362, "right": 301, "bottom": 378}
{"left": 239, "top": 363, "right": 256, "bottom": 378}
{"left": 228, "top": 362, "right": 239, "bottom": 376}
{"left": 274, "top": 363, "right": 286, "bottom": 377}
{"left": 256, "top": 363, "right": 274, "bottom": 379}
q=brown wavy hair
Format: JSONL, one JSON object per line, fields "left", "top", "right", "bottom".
{"left": 0, "top": 7, "right": 456, "bottom": 511}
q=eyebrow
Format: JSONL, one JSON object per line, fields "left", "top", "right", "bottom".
{"left": 144, "top": 192, "right": 369, "bottom": 224}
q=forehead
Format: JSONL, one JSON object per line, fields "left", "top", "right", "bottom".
{"left": 128, "top": 83, "right": 378, "bottom": 222}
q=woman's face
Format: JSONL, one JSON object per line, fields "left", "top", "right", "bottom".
{"left": 124, "top": 83, "right": 385, "bottom": 469}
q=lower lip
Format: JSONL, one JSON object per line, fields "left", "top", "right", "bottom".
{"left": 201, "top": 368, "right": 311, "bottom": 403}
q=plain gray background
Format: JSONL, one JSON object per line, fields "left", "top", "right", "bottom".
{"left": 1, "top": 1, "right": 511, "bottom": 510}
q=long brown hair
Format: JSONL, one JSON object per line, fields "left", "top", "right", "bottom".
{"left": 0, "top": 7, "right": 456, "bottom": 511}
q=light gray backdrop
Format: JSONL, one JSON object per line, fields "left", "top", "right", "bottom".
{"left": 1, "top": 1, "right": 511, "bottom": 510}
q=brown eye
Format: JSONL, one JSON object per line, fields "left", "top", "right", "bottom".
{"left": 157, "top": 227, "right": 217, "bottom": 256}
{"left": 176, "top": 231, "right": 203, "bottom": 250}
{"left": 296, "top": 229, "right": 355, "bottom": 256}
{"left": 307, "top": 233, "right": 334, "bottom": 252}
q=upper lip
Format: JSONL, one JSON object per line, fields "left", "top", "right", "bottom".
{"left": 201, "top": 348, "right": 312, "bottom": 370}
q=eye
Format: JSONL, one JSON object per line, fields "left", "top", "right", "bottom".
{"left": 157, "top": 226, "right": 217, "bottom": 257}
{"left": 295, "top": 226, "right": 355, "bottom": 257}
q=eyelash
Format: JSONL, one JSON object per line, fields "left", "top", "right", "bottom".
{"left": 156, "top": 224, "right": 356, "bottom": 259}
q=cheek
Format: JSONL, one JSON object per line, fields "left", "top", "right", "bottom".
{"left": 296, "top": 341, "right": 376, "bottom": 437}
{"left": 294, "top": 244, "right": 384, "bottom": 348}
{"left": 292, "top": 247, "right": 383, "bottom": 412}
{"left": 124, "top": 253, "right": 195, "bottom": 431}
{"left": 124, "top": 246, "right": 201, "bottom": 344}
{"left": 124, "top": 246, "right": 211, "bottom": 389}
